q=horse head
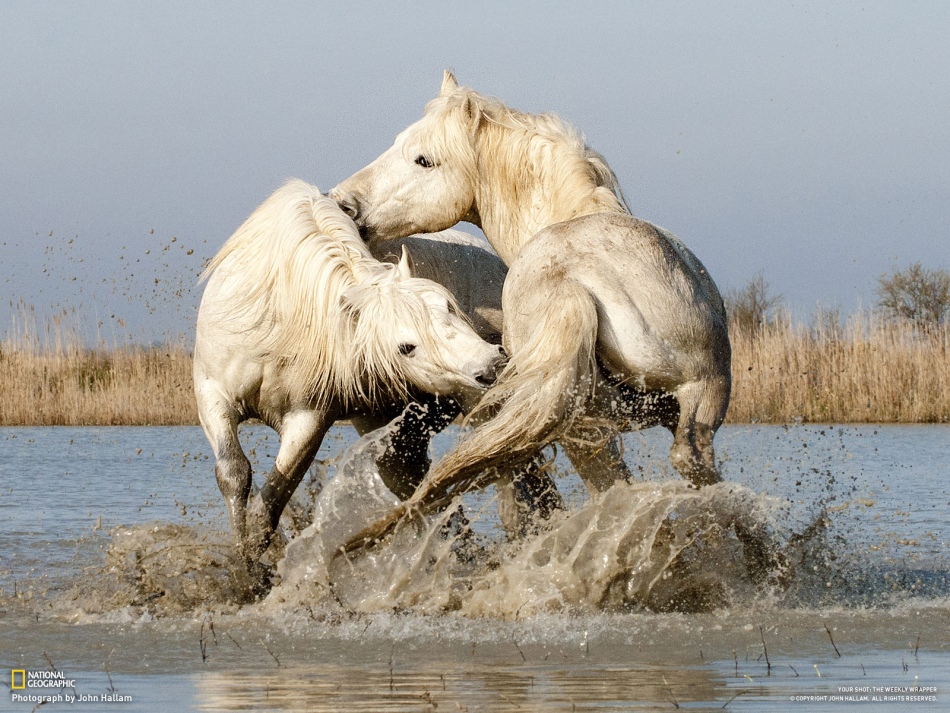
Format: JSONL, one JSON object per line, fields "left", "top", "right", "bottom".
{"left": 340, "top": 244, "right": 507, "bottom": 409}
{"left": 331, "top": 72, "right": 482, "bottom": 243}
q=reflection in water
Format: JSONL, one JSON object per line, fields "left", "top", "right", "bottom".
{"left": 194, "top": 659, "right": 724, "bottom": 712}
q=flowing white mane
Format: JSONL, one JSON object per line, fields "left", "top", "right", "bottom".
{"left": 427, "top": 85, "right": 630, "bottom": 220}
{"left": 201, "top": 179, "right": 457, "bottom": 409}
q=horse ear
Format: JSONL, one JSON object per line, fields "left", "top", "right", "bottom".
{"left": 397, "top": 244, "right": 414, "bottom": 279}
{"left": 440, "top": 71, "right": 480, "bottom": 135}
{"left": 339, "top": 290, "right": 361, "bottom": 323}
{"left": 440, "top": 70, "right": 459, "bottom": 95}
{"left": 462, "top": 94, "right": 482, "bottom": 136}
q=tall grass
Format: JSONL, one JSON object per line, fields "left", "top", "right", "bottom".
{"left": 2, "top": 304, "right": 949, "bottom": 426}
{"left": 0, "top": 302, "right": 195, "bottom": 426}
{"left": 727, "top": 309, "right": 950, "bottom": 424}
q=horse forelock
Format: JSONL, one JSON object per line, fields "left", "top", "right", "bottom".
{"left": 342, "top": 272, "right": 468, "bottom": 404}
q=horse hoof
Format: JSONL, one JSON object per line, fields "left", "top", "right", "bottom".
{"left": 242, "top": 560, "right": 275, "bottom": 601}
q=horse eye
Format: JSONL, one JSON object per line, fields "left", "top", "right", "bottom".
{"left": 399, "top": 343, "right": 417, "bottom": 356}
{"left": 414, "top": 155, "right": 434, "bottom": 169}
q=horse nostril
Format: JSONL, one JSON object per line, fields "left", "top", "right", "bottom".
{"left": 493, "top": 346, "right": 509, "bottom": 369}
{"left": 332, "top": 190, "right": 361, "bottom": 223}
{"left": 474, "top": 370, "right": 497, "bottom": 387}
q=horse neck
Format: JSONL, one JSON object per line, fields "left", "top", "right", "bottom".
{"left": 473, "top": 125, "right": 624, "bottom": 263}
{"left": 334, "top": 238, "right": 384, "bottom": 285}
{"left": 350, "top": 251, "right": 386, "bottom": 284}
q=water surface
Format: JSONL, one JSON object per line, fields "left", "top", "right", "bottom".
{"left": 1, "top": 424, "right": 948, "bottom": 711}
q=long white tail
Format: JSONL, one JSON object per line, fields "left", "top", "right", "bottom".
{"left": 409, "top": 278, "right": 600, "bottom": 511}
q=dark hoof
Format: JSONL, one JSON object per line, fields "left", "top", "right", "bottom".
{"left": 232, "top": 558, "right": 274, "bottom": 602}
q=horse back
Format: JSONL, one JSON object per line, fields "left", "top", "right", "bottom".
{"left": 369, "top": 231, "right": 507, "bottom": 342}
{"left": 508, "top": 212, "right": 730, "bottom": 385}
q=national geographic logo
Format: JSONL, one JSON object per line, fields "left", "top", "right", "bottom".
{"left": 10, "top": 669, "right": 76, "bottom": 689}
{"left": 9, "top": 668, "right": 133, "bottom": 706}
{"left": 10, "top": 669, "right": 77, "bottom": 706}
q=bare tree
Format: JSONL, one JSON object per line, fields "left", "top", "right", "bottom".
{"left": 877, "top": 262, "right": 950, "bottom": 327}
{"left": 725, "top": 273, "right": 783, "bottom": 336}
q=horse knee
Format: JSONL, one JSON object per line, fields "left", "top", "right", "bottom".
{"left": 215, "top": 456, "right": 250, "bottom": 498}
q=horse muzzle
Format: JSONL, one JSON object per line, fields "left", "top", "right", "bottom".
{"left": 473, "top": 345, "right": 508, "bottom": 387}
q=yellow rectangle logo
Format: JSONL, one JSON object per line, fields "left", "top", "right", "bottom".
{"left": 11, "top": 670, "right": 26, "bottom": 689}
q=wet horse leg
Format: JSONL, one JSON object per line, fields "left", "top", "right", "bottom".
{"left": 558, "top": 376, "right": 668, "bottom": 494}
{"left": 245, "top": 410, "right": 331, "bottom": 564}
{"left": 668, "top": 380, "right": 727, "bottom": 488}
{"left": 494, "top": 455, "right": 565, "bottom": 538}
{"left": 356, "top": 396, "right": 564, "bottom": 540}
{"left": 669, "top": 379, "right": 780, "bottom": 583}
{"left": 561, "top": 435, "right": 633, "bottom": 493}
{"left": 351, "top": 395, "right": 460, "bottom": 500}
{"left": 356, "top": 397, "right": 495, "bottom": 542}
{"left": 197, "top": 389, "right": 253, "bottom": 557}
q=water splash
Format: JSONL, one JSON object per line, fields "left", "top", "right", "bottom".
{"left": 58, "top": 523, "right": 243, "bottom": 619}
{"left": 41, "top": 425, "right": 946, "bottom": 622}
{"left": 264, "top": 427, "right": 798, "bottom": 617}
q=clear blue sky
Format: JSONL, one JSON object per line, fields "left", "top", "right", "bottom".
{"left": 2, "top": 1, "right": 948, "bottom": 344}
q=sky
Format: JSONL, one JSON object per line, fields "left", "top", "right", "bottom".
{"left": 1, "top": 1, "right": 948, "bottom": 345}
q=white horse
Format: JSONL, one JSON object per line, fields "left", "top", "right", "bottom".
{"left": 194, "top": 179, "right": 507, "bottom": 582}
{"left": 332, "top": 73, "right": 735, "bottom": 553}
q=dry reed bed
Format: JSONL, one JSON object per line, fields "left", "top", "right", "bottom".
{"left": 2, "top": 311, "right": 949, "bottom": 426}
{"left": 0, "top": 345, "right": 195, "bottom": 426}
{"left": 727, "top": 313, "right": 950, "bottom": 424}
{"left": 0, "top": 307, "right": 195, "bottom": 426}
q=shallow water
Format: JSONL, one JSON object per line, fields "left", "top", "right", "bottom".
{"left": 1, "top": 424, "right": 948, "bottom": 711}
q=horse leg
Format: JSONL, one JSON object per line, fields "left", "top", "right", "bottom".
{"left": 495, "top": 455, "right": 564, "bottom": 539}
{"left": 668, "top": 379, "right": 727, "bottom": 488}
{"left": 352, "top": 395, "right": 460, "bottom": 500}
{"left": 561, "top": 435, "right": 633, "bottom": 493}
{"left": 358, "top": 397, "right": 485, "bottom": 547}
{"left": 668, "top": 379, "right": 779, "bottom": 583}
{"left": 357, "top": 397, "right": 561, "bottom": 541}
{"left": 196, "top": 388, "right": 253, "bottom": 559}
{"left": 245, "top": 410, "right": 330, "bottom": 564}
{"left": 559, "top": 373, "right": 662, "bottom": 493}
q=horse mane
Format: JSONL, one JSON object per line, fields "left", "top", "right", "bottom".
{"left": 201, "top": 179, "right": 453, "bottom": 409}
{"left": 427, "top": 85, "right": 630, "bottom": 217}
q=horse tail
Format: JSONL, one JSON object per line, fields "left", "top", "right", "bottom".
{"left": 419, "top": 278, "right": 600, "bottom": 509}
